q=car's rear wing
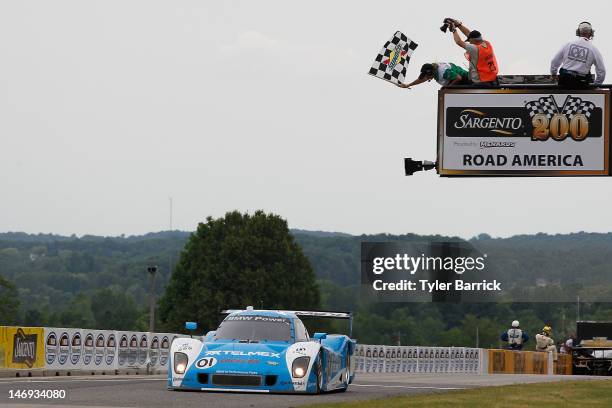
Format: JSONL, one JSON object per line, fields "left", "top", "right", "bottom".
{"left": 221, "top": 309, "right": 354, "bottom": 337}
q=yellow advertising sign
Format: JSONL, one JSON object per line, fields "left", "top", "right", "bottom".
{"left": 555, "top": 354, "right": 573, "bottom": 375}
{"left": 487, "top": 349, "right": 549, "bottom": 374}
{"left": 0, "top": 326, "right": 45, "bottom": 369}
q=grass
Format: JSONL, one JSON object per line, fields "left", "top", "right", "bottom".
{"left": 303, "top": 380, "right": 612, "bottom": 408}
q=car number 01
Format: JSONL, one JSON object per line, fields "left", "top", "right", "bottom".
{"left": 196, "top": 357, "right": 217, "bottom": 368}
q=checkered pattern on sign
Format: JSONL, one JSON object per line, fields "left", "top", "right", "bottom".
{"left": 578, "top": 100, "right": 596, "bottom": 117}
{"left": 562, "top": 97, "right": 596, "bottom": 118}
{"left": 562, "top": 96, "right": 583, "bottom": 117}
{"left": 525, "top": 101, "right": 543, "bottom": 118}
{"left": 368, "top": 31, "right": 418, "bottom": 85}
{"left": 538, "top": 96, "right": 559, "bottom": 119}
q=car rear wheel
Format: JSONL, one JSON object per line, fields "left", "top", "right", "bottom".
{"left": 338, "top": 353, "right": 350, "bottom": 392}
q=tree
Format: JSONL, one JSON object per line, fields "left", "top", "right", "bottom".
{"left": 0, "top": 274, "right": 20, "bottom": 325}
{"left": 55, "top": 294, "right": 96, "bottom": 328}
{"left": 91, "top": 288, "right": 139, "bottom": 330}
{"left": 159, "top": 211, "right": 320, "bottom": 332}
{"left": 24, "top": 309, "right": 46, "bottom": 326}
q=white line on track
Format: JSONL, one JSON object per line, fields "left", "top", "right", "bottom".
{"left": 0, "top": 377, "right": 466, "bottom": 391}
{"left": 0, "top": 377, "right": 165, "bottom": 384}
{"left": 352, "top": 384, "right": 465, "bottom": 390}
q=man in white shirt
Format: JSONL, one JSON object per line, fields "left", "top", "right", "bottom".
{"left": 550, "top": 22, "right": 606, "bottom": 87}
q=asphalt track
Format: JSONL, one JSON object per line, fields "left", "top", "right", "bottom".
{"left": 0, "top": 373, "right": 610, "bottom": 408}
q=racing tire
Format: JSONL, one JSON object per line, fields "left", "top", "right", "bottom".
{"left": 338, "top": 353, "right": 350, "bottom": 392}
{"left": 315, "top": 353, "right": 323, "bottom": 394}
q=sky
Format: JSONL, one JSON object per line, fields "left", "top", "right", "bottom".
{"left": 1, "top": 1, "right": 611, "bottom": 238}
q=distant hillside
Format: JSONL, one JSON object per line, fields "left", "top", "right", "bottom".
{"left": 289, "top": 229, "right": 353, "bottom": 238}
{"left": 2, "top": 229, "right": 612, "bottom": 345}
{"left": 2, "top": 229, "right": 612, "bottom": 294}
{"left": 0, "top": 230, "right": 191, "bottom": 243}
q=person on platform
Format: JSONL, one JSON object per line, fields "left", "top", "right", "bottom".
{"left": 500, "top": 320, "right": 529, "bottom": 351}
{"left": 550, "top": 22, "right": 606, "bottom": 88}
{"left": 560, "top": 334, "right": 576, "bottom": 354}
{"left": 443, "top": 18, "right": 499, "bottom": 86}
{"left": 535, "top": 325, "right": 558, "bottom": 361}
{"left": 398, "top": 62, "right": 470, "bottom": 89}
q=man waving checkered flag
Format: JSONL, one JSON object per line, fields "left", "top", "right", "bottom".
{"left": 368, "top": 31, "right": 418, "bottom": 85}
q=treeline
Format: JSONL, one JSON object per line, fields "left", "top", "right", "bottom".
{"left": 1, "top": 230, "right": 611, "bottom": 347}
{"left": 0, "top": 231, "right": 188, "bottom": 330}
{"left": 295, "top": 232, "right": 612, "bottom": 289}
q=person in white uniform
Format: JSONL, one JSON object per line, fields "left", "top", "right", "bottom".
{"left": 550, "top": 22, "right": 606, "bottom": 87}
{"left": 500, "top": 320, "right": 529, "bottom": 351}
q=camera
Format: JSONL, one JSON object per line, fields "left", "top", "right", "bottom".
{"left": 440, "top": 18, "right": 455, "bottom": 33}
{"left": 404, "top": 158, "right": 436, "bottom": 176}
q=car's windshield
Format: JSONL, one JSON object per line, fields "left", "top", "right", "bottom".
{"left": 214, "top": 315, "right": 292, "bottom": 342}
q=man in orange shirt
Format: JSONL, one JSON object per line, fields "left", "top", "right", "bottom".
{"left": 445, "top": 18, "right": 499, "bottom": 86}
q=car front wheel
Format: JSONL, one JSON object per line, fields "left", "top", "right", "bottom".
{"left": 315, "top": 353, "right": 323, "bottom": 394}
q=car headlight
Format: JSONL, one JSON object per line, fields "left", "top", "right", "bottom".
{"left": 174, "top": 352, "right": 188, "bottom": 374}
{"left": 291, "top": 356, "right": 310, "bottom": 378}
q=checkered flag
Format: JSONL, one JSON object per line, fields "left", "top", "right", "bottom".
{"left": 538, "top": 95, "right": 560, "bottom": 119}
{"left": 525, "top": 100, "right": 543, "bottom": 119}
{"left": 368, "top": 31, "right": 418, "bottom": 85}
{"left": 562, "top": 96, "right": 583, "bottom": 117}
{"left": 561, "top": 96, "right": 596, "bottom": 118}
{"left": 578, "top": 100, "right": 596, "bottom": 118}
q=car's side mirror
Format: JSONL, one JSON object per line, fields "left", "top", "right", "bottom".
{"left": 313, "top": 332, "right": 327, "bottom": 340}
{"left": 185, "top": 322, "right": 197, "bottom": 338}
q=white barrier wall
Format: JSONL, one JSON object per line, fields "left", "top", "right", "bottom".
{"left": 354, "top": 344, "right": 485, "bottom": 375}
{"left": 44, "top": 328, "right": 120, "bottom": 372}
{"left": 153, "top": 333, "right": 178, "bottom": 369}
{"left": 40, "top": 327, "right": 182, "bottom": 373}
{"left": 95, "top": 330, "right": 117, "bottom": 370}
{"left": 44, "top": 328, "right": 82, "bottom": 370}
{"left": 117, "top": 331, "right": 146, "bottom": 369}
{"left": 12, "top": 327, "right": 484, "bottom": 376}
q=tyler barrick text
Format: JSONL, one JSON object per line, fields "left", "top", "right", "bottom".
{"left": 372, "top": 279, "right": 501, "bottom": 292}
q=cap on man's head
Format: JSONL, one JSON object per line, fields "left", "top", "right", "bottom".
{"left": 467, "top": 30, "right": 482, "bottom": 41}
{"left": 419, "top": 63, "right": 435, "bottom": 79}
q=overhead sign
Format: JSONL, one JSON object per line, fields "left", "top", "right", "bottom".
{"left": 438, "top": 89, "right": 610, "bottom": 176}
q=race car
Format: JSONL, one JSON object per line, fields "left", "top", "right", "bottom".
{"left": 168, "top": 307, "right": 356, "bottom": 393}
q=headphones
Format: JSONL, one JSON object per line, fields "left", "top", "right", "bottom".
{"left": 576, "top": 21, "right": 595, "bottom": 38}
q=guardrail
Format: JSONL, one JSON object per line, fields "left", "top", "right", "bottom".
{"left": 0, "top": 327, "right": 573, "bottom": 377}
{"left": 0, "top": 326, "right": 182, "bottom": 377}
{"left": 355, "top": 345, "right": 484, "bottom": 374}
{"left": 355, "top": 345, "right": 573, "bottom": 375}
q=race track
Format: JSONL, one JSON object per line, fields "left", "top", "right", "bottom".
{"left": 1, "top": 373, "right": 610, "bottom": 408}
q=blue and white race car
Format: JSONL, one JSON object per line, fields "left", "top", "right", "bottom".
{"left": 168, "top": 307, "right": 356, "bottom": 393}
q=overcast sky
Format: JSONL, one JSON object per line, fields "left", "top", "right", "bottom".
{"left": 1, "top": 1, "right": 611, "bottom": 238}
